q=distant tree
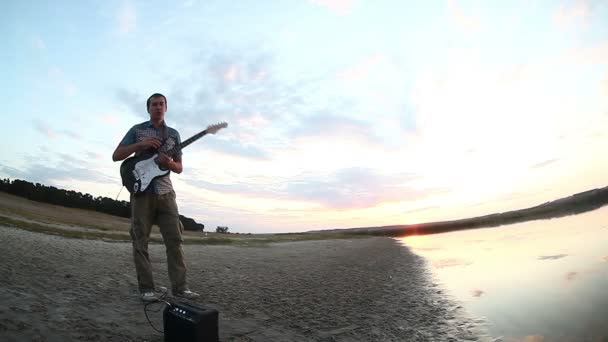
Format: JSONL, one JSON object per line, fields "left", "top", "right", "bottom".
{"left": 0, "top": 178, "right": 205, "bottom": 230}
{"left": 216, "top": 226, "right": 229, "bottom": 233}
{"left": 180, "top": 215, "right": 205, "bottom": 232}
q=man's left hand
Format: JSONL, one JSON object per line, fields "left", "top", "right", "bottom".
{"left": 158, "top": 153, "right": 173, "bottom": 170}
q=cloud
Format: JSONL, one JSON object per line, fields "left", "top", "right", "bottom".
{"left": 530, "top": 159, "right": 559, "bottom": 169}
{"left": 183, "top": 167, "right": 437, "bottom": 209}
{"left": 85, "top": 151, "right": 104, "bottom": 160}
{"left": 59, "top": 130, "right": 82, "bottom": 140}
{"left": 447, "top": 0, "right": 482, "bottom": 33}
{"left": 114, "top": 47, "right": 407, "bottom": 163}
{"left": 283, "top": 167, "right": 437, "bottom": 209}
{"left": 0, "top": 162, "right": 115, "bottom": 186}
{"left": 471, "top": 289, "right": 484, "bottom": 297}
{"left": 290, "top": 113, "right": 378, "bottom": 143}
{"left": 182, "top": 177, "right": 275, "bottom": 198}
{"left": 557, "top": 41, "right": 608, "bottom": 66}
{"left": 32, "top": 36, "right": 46, "bottom": 50}
{"left": 203, "top": 139, "right": 270, "bottom": 160}
{"left": 565, "top": 271, "right": 578, "bottom": 281}
{"left": 338, "top": 53, "right": 387, "bottom": 82}
{"left": 0, "top": 165, "right": 23, "bottom": 179}
{"left": 58, "top": 153, "right": 81, "bottom": 165}
{"left": 48, "top": 67, "right": 77, "bottom": 97}
{"left": 116, "top": 88, "right": 146, "bottom": 118}
{"left": 538, "top": 254, "right": 568, "bottom": 261}
{"left": 100, "top": 114, "right": 119, "bottom": 125}
{"left": 207, "top": 52, "right": 273, "bottom": 94}
{"left": 310, "top": 0, "right": 355, "bottom": 15}
{"left": 34, "top": 120, "right": 56, "bottom": 139}
{"left": 403, "top": 206, "right": 439, "bottom": 214}
{"left": 33, "top": 120, "right": 80, "bottom": 140}
{"left": 554, "top": 0, "right": 591, "bottom": 29}
{"left": 117, "top": 1, "right": 137, "bottom": 35}
{"left": 115, "top": 48, "right": 303, "bottom": 160}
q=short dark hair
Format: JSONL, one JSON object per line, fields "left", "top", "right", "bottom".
{"left": 146, "top": 93, "right": 167, "bottom": 110}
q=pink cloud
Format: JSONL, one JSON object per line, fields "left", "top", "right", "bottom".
{"left": 338, "top": 53, "right": 386, "bottom": 82}
{"left": 554, "top": 0, "right": 590, "bottom": 29}
{"left": 224, "top": 64, "right": 239, "bottom": 82}
{"left": 565, "top": 41, "right": 608, "bottom": 65}
{"left": 447, "top": 0, "right": 482, "bottom": 33}
{"left": 101, "top": 114, "right": 119, "bottom": 124}
{"left": 217, "top": 63, "right": 267, "bottom": 85}
{"left": 34, "top": 120, "right": 56, "bottom": 139}
{"left": 566, "top": 271, "right": 578, "bottom": 281}
{"left": 310, "top": 0, "right": 354, "bottom": 15}
{"left": 86, "top": 151, "right": 104, "bottom": 160}
{"left": 471, "top": 289, "right": 484, "bottom": 297}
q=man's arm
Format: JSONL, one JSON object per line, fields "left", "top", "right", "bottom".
{"left": 159, "top": 129, "right": 183, "bottom": 174}
{"left": 112, "top": 136, "right": 162, "bottom": 161}
{"left": 158, "top": 154, "right": 183, "bottom": 174}
{"left": 112, "top": 143, "right": 139, "bottom": 161}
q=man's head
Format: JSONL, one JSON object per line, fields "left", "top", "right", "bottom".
{"left": 146, "top": 93, "right": 167, "bottom": 122}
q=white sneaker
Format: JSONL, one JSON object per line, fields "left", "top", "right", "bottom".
{"left": 141, "top": 291, "right": 158, "bottom": 302}
{"left": 174, "top": 289, "right": 200, "bottom": 300}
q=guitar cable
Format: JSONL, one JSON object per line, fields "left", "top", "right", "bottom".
{"left": 115, "top": 185, "right": 124, "bottom": 201}
{"left": 143, "top": 288, "right": 172, "bottom": 334}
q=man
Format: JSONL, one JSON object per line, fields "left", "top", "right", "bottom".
{"left": 112, "top": 93, "right": 199, "bottom": 302}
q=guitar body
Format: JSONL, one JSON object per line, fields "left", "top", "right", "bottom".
{"left": 120, "top": 153, "right": 169, "bottom": 194}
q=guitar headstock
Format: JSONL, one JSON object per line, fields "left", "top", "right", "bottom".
{"left": 206, "top": 121, "right": 228, "bottom": 134}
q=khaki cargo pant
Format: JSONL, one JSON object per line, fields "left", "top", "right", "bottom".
{"left": 129, "top": 191, "right": 188, "bottom": 293}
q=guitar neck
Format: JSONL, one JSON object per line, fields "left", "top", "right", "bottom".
{"left": 166, "top": 129, "right": 209, "bottom": 156}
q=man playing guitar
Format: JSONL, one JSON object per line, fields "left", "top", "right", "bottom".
{"left": 112, "top": 93, "right": 200, "bottom": 302}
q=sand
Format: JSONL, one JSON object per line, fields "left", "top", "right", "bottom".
{"left": 0, "top": 226, "right": 490, "bottom": 342}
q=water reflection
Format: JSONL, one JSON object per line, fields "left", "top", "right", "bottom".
{"left": 398, "top": 206, "right": 608, "bottom": 341}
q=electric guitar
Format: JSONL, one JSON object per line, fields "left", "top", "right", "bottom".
{"left": 120, "top": 122, "right": 228, "bottom": 194}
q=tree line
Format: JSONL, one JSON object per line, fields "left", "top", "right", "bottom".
{"left": 0, "top": 178, "right": 205, "bottom": 232}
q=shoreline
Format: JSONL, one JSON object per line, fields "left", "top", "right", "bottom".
{"left": 0, "top": 225, "right": 491, "bottom": 341}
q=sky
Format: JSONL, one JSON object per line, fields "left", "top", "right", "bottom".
{"left": 2, "top": 0, "right": 608, "bottom": 233}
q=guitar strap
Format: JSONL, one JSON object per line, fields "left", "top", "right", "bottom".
{"left": 161, "top": 124, "right": 169, "bottom": 146}
{"left": 159, "top": 124, "right": 171, "bottom": 178}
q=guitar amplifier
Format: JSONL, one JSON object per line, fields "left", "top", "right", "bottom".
{"left": 163, "top": 301, "right": 219, "bottom": 342}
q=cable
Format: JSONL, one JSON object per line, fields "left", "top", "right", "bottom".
{"left": 143, "top": 288, "right": 171, "bottom": 334}
{"left": 144, "top": 299, "right": 170, "bottom": 333}
{"left": 115, "top": 185, "right": 124, "bottom": 201}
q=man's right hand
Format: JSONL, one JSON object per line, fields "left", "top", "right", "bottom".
{"left": 137, "top": 137, "right": 162, "bottom": 150}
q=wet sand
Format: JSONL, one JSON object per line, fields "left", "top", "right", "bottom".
{"left": 0, "top": 226, "right": 488, "bottom": 341}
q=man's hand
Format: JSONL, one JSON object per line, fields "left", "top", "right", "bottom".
{"left": 157, "top": 153, "right": 173, "bottom": 170}
{"left": 137, "top": 137, "right": 162, "bottom": 150}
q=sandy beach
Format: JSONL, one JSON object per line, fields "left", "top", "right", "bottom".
{"left": 0, "top": 225, "right": 489, "bottom": 341}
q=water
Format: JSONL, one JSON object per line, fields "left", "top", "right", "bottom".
{"left": 398, "top": 206, "right": 608, "bottom": 341}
